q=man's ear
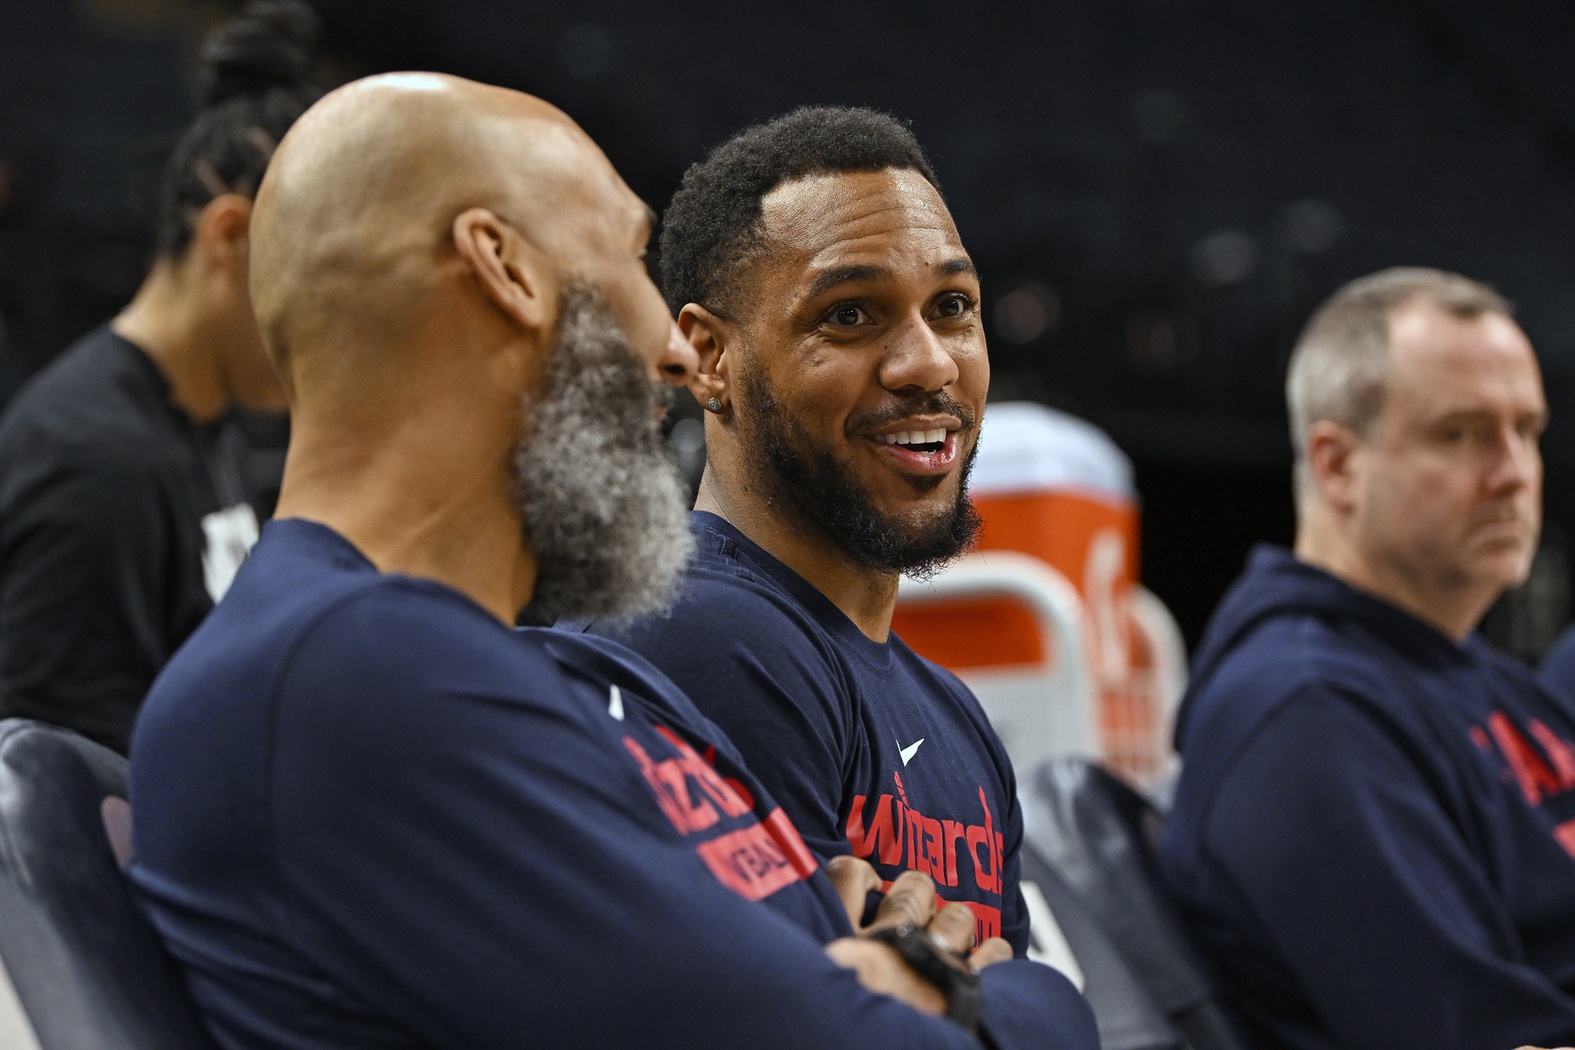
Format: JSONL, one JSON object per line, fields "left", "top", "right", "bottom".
{"left": 1305, "top": 420, "right": 1362, "bottom": 513}
{"left": 193, "top": 194, "right": 254, "bottom": 274}
{"left": 679, "top": 302, "right": 731, "bottom": 409}
{"left": 452, "top": 208, "right": 551, "bottom": 332}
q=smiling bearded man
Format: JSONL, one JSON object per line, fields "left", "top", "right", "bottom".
{"left": 570, "top": 106, "right": 1030, "bottom": 957}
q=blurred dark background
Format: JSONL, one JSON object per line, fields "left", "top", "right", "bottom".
{"left": 3, "top": 0, "right": 1574, "bottom": 655}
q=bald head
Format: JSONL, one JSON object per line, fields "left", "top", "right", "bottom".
{"left": 250, "top": 72, "right": 649, "bottom": 392}
{"left": 252, "top": 72, "right": 698, "bottom": 626}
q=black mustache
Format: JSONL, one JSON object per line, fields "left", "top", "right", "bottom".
{"left": 846, "top": 393, "right": 976, "bottom": 436}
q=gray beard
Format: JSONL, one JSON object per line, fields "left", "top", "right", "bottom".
{"left": 515, "top": 285, "right": 693, "bottom": 622}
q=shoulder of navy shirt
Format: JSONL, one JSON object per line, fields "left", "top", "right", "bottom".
{"left": 130, "top": 517, "right": 1094, "bottom": 1050}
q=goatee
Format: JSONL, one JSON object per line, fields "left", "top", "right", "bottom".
{"left": 737, "top": 364, "right": 980, "bottom": 581}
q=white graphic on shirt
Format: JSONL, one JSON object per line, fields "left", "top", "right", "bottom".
{"left": 200, "top": 502, "right": 261, "bottom": 603}
{"left": 898, "top": 737, "right": 925, "bottom": 766}
{"left": 608, "top": 685, "right": 625, "bottom": 721}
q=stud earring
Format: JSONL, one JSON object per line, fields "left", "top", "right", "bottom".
{"left": 704, "top": 397, "right": 723, "bottom": 413}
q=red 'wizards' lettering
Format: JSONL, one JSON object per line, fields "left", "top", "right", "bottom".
{"left": 845, "top": 777, "right": 1004, "bottom": 899}
{"left": 967, "top": 787, "right": 1003, "bottom": 896}
{"left": 847, "top": 792, "right": 903, "bottom": 864}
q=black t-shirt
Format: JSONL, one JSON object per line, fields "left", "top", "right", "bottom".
{"left": 0, "top": 326, "right": 257, "bottom": 753}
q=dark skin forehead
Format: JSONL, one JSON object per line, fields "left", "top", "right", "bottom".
{"left": 735, "top": 168, "right": 974, "bottom": 325}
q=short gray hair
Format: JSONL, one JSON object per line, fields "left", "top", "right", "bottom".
{"left": 1286, "top": 267, "right": 1511, "bottom": 489}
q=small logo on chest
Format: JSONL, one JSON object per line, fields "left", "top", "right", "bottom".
{"left": 897, "top": 737, "right": 925, "bottom": 766}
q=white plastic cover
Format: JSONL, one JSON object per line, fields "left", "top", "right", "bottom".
{"left": 970, "top": 402, "right": 1134, "bottom": 500}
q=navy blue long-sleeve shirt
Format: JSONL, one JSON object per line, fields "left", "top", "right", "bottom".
{"left": 130, "top": 519, "right": 1094, "bottom": 1050}
{"left": 575, "top": 511, "right": 1030, "bottom": 956}
{"left": 1161, "top": 545, "right": 1575, "bottom": 1050}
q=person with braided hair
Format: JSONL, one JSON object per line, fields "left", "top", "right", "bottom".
{"left": 0, "top": 0, "right": 323, "bottom": 753}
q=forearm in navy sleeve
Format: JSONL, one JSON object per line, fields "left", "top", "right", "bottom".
{"left": 272, "top": 602, "right": 1090, "bottom": 1049}
{"left": 976, "top": 961, "right": 1098, "bottom": 1050}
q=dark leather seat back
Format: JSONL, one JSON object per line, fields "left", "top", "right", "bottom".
{"left": 1023, "top": 757, "right": 1250, "bottom": 1050}
{"left": 0, "top": 718, "right": 217, "bottom": 1049}
{"left": 1021, "top": 843, "right": 1181, "bottom": 1050}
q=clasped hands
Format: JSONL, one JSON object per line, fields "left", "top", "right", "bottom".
{"left": 822, "top": 855, "right": 1012, "bottom": 1020}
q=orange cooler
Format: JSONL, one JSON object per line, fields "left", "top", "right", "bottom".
{"left": 892, "top": 403, "right": 1173, "bottom": 783}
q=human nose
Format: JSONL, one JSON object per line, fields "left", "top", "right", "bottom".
{"left": 655, "top": 319, "right": 699, "bottom": 387}
{"left": 878, "top": 316, "right": 961, "bottom": 394}
{"left": 1486, "top": 426, "right": 1541, "bottom": 493}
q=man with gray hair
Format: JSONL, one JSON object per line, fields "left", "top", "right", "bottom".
{"left": 1158, "top": 267, "right": 1575, "bottom": 1049}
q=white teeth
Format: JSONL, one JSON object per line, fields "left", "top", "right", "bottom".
{"left": 877, "top": 428, "right": 951, "bottom": 448}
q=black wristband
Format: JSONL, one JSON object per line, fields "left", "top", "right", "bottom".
{"left": 866, "top": 922, "right": 983, "bottom": 1030}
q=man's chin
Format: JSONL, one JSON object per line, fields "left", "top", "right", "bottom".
{"left": 1467, "top": 545, "right": 1537, "bottom": 594}
{"left": 864, "top": 464, "right": 965, "bottom": 509}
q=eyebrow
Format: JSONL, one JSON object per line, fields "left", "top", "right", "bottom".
{"left": 803, "top": 257, "right": 980, "bottom": 301}
{"left": 1432, "top": 407, "right": 1550, "bottom": 428}
{"left": 938, "top": 257, "right": 980, "bottom": 280}
{"left": 805, "top": 264, "right": 888, "bottom": 301}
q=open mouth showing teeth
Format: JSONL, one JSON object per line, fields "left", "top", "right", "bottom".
{"left": 875, "top": 428, "right": 949, "bottom": 454}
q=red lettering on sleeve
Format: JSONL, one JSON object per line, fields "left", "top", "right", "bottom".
{"left": 1489, "top": 712, "right": 1564, "bottom": 806}
{"left": 654, "top": 725, "right": 752, "bottom": 817}
{"left": 761, "top": 807, "right": 819, "bottom": 879}
{"left": 623, "top": 737, "right": 697, "bottom": 833}
{"left": 1554, "top": 819, "right": 1575, "bottom": 861}
{"left": 701, "top": 745, "right": 757, "bottom": 810}
{"left": 696, "top": 823, "right": 808, "bottom": 901}
{"left": 1529, "top": 721, "right": 1575, "bottom": 790}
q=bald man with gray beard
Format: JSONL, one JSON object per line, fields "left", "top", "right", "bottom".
{"left": 126, "top": 73, "right": 1095, "bottom": 1050}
